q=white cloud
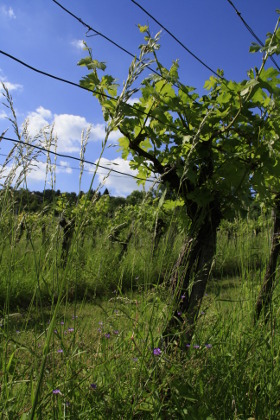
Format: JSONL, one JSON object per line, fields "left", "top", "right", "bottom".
{"left": 71, "top": 39, "right": 85, "bottom": 50}
{"left": 93, "top": 157, "right": 145, "bottom": 196}
{"left": 35, "top": 106, "right": 52, "bottom": 119}
{"left": 127, "top": 98, "right": 140, "bottom": 106}
{"left": 59, "top": 160, "right": 70, "bottom": 167}
{"left": 0, "top": 80, "right": 23, "bottom": 92}
{"left": 26, "top": 107, "right": 51, "bottom": 135}
{"left": 53, "top": 113, "right": 91, "bottom": 152}
{"left": 0, "top": 159, "right": 73, "bottom": 187}
{"left": 0, "top": 71, "right": 22, "bottom": 92}
{"left": 0, "top": 110, "right": 7, "bottom": 119}
{"left": 0, "top": 6, "right": 16, "bottom": 19}
{"left": 26, "top": 161, "right": 55, "bottom": 182}
{"left": 58, "top": 160, "right": 72, "bottom": 174}
{"left": 25, "top": 107, "right": 121, "bottom": 153}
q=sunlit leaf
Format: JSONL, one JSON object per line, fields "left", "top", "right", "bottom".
{"left": 138, "top": 24, "right": 148, "bottom": 33}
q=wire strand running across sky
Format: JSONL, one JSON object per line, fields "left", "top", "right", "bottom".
{"left": 1, "top": 45, "right": 228, "bottom": 151}
{"left": 0, "top": 151, "right": 143, "bottom": 179}
{"left": 0, "top": 49, "right": 192, "bottom": 138}
{"left": 0, "top": 135, "right": 159, "bottom": 184}
{"left": 51, "top": 0, "right": 182, "bottom": 90}
{"left": 130, "top": 0, "right": 226, "bottom": 81}
{"left": 226, "top": 0, "right": 280, "bottom": 71}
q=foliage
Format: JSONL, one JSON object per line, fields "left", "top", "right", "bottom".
{"left": 78, "top": 17, "right": 280, "bottom": 344}
{"left": 0, "top": 254, "right": 280, "bottom": 418}
{"left": 1, "top": 13, "right": 280, "bottom": 419}
{"left": 78, "top": 21, "right": 280, "bottom": 222}
{"left": 0, "top": 154, "right": 278, "bottom": 418}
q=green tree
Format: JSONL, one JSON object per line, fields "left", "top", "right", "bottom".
{"left": 126, "top": 190, "right": 146, "bottom": 206}
{"left": 248, "top": 22, "right": 280, "bottom": 320}
{"left": 78, "top": 19, "right": 280, "bottom": 344}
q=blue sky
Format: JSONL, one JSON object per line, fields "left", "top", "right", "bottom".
{"left": 0, "top": 0, "right": 279, "bottom": 196}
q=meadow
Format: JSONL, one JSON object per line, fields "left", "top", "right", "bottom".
{"left": 0, "top": 187, "right": 279, "bottom": 419}
{"left": 2, "top": 16, "right": 280, "bottom": 416}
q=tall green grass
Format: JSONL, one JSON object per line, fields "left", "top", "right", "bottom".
{"left": 1, "top": 186, "right": 279, "bottom": 418}
{"left": 1, "top": 89, "right": 279, "bottom": 418}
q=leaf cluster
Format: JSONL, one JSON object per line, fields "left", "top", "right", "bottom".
{"left": 78, "top": 19, "right": 280, "bottom": 218}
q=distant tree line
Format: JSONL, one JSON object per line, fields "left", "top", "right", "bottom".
{"left": 0, "top": 187, "right": 147, "bottom": 215}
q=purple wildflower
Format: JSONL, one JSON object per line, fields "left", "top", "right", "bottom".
{"left": 60, "top": 321, "right": 64, "bottom": 325}
{"left": 57, "top": 349, "right": 63, "bottom": 353}
{"left": 54, "top": 329, "right": 58, "bottom": 334}
{"left": 201, "top": 311, "right": 205, "bottom": 315}
{"left": 105, "top": 333, "right": 110, "bottom": 339}
{"left": 113, "top": 330, "right": 119, "bottom": 335}
{"left": 97, "top": 328, "right": 102, "bottom": 333}
{"left": 181, "top": 294, "right": 185, "bottom": 300}
{"left": 53, "top": 389, "right": 61, "bottom": 394}
{"left": 186, "top": 344, "right": 191, "bottom": 348}
{"left": 72, "top": 315, "right": 78, "bottom": 319}
{"left": 205, "top": 344, "right": 212, "bottom": 349}
{"left": 177, "top": 311, "right": 182, "bottom": 316}
{"left": 153, "top": 347, "right": 161, "bottom": 356}
{"left": 98, "top": 321, "right": 103, "bottom": 326}
{"left": 193, "top": 345, "right": 200, "bottom": 349}
{"left": 68, "top": 328, "right": 74, "bottom": 332}
{"left": 90, "top": 383, "right": 97, "bottom": 389}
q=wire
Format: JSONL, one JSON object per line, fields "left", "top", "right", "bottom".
{"left": 0, "top": 49, "right": 119, "bottom": 111}
{"left": 226, "top": 0, "right": 280, "bottom": 71}
{"left": 0, "top": 136, "right": 158, "bottom": 183}
{"left": 0, "top": 150, "right": 147, "bottom": 179}
{"left": 130, "top": 0, "right": 226, "bottom": 81}
{"left": 0, "top": 49, "right": 190, "bottom": 137}
{"left": 51, "top": 0, "right": 182, "bottom": 89}
{"left": 52, "top": 0, "right": 136, "bottom": 58}
{"left": 0, "top": 49, "right": 111, "bottom": 97}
